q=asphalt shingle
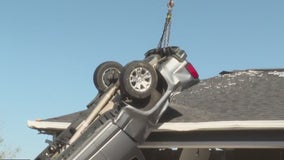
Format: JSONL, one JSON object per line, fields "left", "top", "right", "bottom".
{"left": 162, "top": 69, "right": 284, "bottom": 122}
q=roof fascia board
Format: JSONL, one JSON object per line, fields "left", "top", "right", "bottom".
{"left": 156, "top": 120, "right": 284, "bottom": 132}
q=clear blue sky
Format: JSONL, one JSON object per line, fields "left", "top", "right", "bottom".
{"left": 0, "top": 0, "right": 283, "bottom": 158}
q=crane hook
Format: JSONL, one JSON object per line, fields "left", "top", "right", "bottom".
{"left": 167, "top": 0, "right": 174, "bottom": 10}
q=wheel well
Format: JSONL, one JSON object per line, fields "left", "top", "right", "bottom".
{"left": 156, "top": 71, "right": 167, "bottom": 95}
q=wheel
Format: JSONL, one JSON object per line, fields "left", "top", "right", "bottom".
{"left": 93, "top": 61, "right": 123, "bottom": 92}
{"left": 128, "top": 89, "right": 162, "bottom": 110}
{"left": 120, "top": 61, "right": 158, "bottom": 99}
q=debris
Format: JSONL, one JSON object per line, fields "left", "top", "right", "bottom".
{"left": 268, "top": 71, "right": 284, "bottom": 78}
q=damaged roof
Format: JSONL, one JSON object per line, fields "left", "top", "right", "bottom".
{"left": 161, "top": 69, "right": 284, "bottom": 122}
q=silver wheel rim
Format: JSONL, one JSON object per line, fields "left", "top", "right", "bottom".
{"left": 129, "top": 67, "right": 152, "bottom": 92}
{"left": 102, "top": 67, "right": 120, "bottom": 87}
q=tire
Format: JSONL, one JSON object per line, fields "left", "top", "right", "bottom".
{"left": 120, "top": 61, "right": 158, "bottom": 99}
{"left": 93, "top": 61, "right": 123, "bottom": 92}
{"left": 129, "top": 89, "right": 162, "bottom": 110}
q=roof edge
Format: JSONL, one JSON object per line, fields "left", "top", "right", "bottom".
{"left": 219, "top": 68, "right": 284, "bottom": 75}
{"left": 156, "top": 120, "right": 284, "bottom": 132}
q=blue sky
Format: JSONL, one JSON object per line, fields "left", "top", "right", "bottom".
{"left": 0, "top": 0, "right": 283, "bottom": 158}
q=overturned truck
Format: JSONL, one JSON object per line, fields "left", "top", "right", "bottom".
{"left": 29, "top": 46, "right": 199, "bottom": 160}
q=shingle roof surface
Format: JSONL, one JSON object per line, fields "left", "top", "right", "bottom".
{"left": 161, "top": 69, "right": 284, "bottom": 122}
{"left": 44, "top": 110, "right": 88, "bottom": 122}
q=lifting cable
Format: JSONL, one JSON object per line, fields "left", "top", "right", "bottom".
{"left": 157, "top": 0, "right": 175, "bottom": 49}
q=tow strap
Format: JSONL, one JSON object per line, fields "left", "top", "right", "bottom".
{"left": 157, "top": 0, "right": 175, "bottom": 48}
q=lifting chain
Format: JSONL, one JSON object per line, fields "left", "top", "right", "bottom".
{"left": 157, "top": 0, "right": 175, "bottom": 49}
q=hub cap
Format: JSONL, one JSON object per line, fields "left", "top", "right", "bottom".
{"left": 102, "top": 68, "right": 120, "bottom": 87}
{"left": 129, "top": 67, "right": 152, "bottom": 92}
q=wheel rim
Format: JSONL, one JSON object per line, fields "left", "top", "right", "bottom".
{"left": 102, "top": 67, "right": 120, "bottom": 87}
{"left": 129, "top": 67, "right": 152, "bottom": 92}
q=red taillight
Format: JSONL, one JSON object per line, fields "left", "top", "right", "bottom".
{"left": 186, "top": 63, "right": 199, "bottom": 79}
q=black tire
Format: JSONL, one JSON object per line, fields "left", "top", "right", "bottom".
{"left": 120, "top": 61, "right": 158, "bottom": 99}
{"left": 129, "top": 89, "right": 162, "bottom": 110}
{"left": 93, "top": 61, "right": 123, "bottom": 92}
